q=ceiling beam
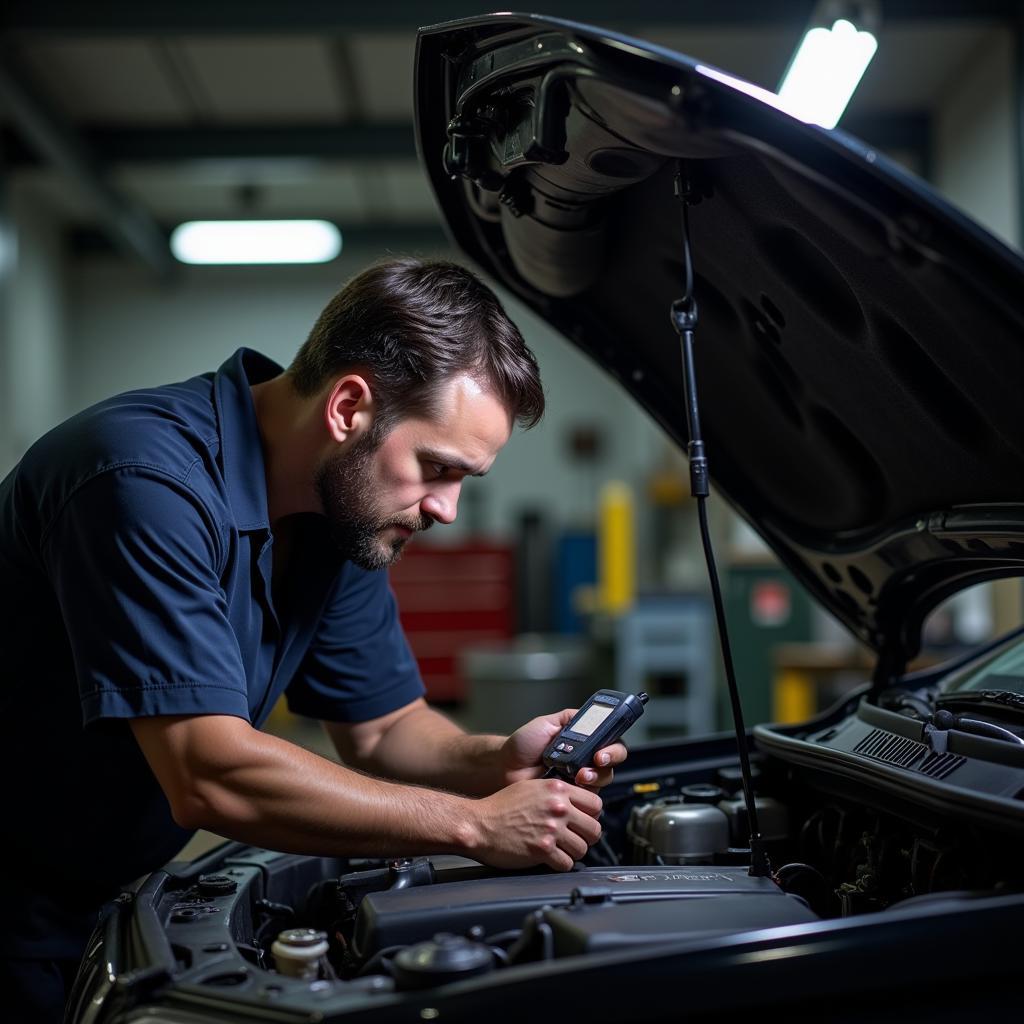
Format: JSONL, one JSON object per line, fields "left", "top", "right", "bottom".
{"left": 0, "top": 48, "right": 174, "bottom": 277}
{"left": 4, "top": 123, "right": 417, "bottom": 165}
{"left": 2, "top": 1, "right": 1019, "bottom": 35}
{"left": 5, "top": 115, "right": 926, "bottom": 169}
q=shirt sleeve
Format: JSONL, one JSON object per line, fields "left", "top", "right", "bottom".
{"left": 41, "top": 467, "right": 251, "bottom": 725}
{"left": 285, "top": 561, "right": 425, "bottom": 723}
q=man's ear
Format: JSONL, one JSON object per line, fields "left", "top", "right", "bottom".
{"left": 324, "top": 374, "right": 374, "bottom": 444}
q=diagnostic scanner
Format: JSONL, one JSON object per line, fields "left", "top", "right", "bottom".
{"left": 542, "top": 690, "right": 648, "bottom": 783}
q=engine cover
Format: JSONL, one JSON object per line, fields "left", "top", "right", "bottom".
{"left": 543, "top": 891, "right": 817, "bottom": 956}
{"left": 353, "top": 865, "right": 809, "bottom": 956}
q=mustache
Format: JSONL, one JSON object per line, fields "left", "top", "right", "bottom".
{"left": 382, "top": 514, "right": 434, "bottom": 533}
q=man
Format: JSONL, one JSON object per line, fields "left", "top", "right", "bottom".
{"left": 0, "top": 257, "right": 626, "bottom": 1019}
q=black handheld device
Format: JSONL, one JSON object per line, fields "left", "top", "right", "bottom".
{"left": 542, "top": 690, "right": 648, "bottom": 783}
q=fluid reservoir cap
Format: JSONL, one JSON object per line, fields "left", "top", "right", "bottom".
{"left": 392, "top": 933, "right": 494, "bottom": 991}
{"left": 277, "top": 928, "right": 327, "bottom": 948}
{"left": 272, "top": 929, "right": 328, "bottom": 980}
{"left": 681, "top": 783, "right": 729, "bottom": 805}
{"left": 197, "top": 874, "right": 237, "bottom": 897}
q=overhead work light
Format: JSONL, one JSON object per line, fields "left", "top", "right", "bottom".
{"left": 170, "top": 220, "right": 342, "bottom": 265}
{"left": 695, "top": 2, "right": 879, "bottom": 130}
{"left": 776, "top": 1, "right": 880, "bottom": 129}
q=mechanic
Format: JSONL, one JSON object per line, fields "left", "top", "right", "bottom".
{"left": 0, "top": 257, "right": 627, "bottom": 1021}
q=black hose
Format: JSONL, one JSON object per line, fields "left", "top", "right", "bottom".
{"left": 354, "top": 945, "right": 403, "bottom": 978}
{"left": 893, "top": 693, "right": 934, "bottom": 719}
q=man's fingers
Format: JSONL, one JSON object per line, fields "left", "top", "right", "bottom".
{"left": 568, "top": 807, "right": 602, "bottom": 845}
{"left": 593, "top": 742, "right": 628, "bottom": 768}
{"left": 558, "top": 827, "right": 590, "bottom": 862}
{"left": 556, "top": 707, "right": 579, "bottom": 727}
{"left": 566, "top": 784, "right": 602, "bottom": 817}
{"left": 575, "top": 766, "right": 612, "bottom": 789}
{"left": 546, "top": 846, "right": 575, "bottom": 872}
{"left": 571, "top": 742, "right": 628, "bottom": 787}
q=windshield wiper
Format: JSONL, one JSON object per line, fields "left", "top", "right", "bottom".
{"left": 936, "top": 689, "right": 1024, "bottom": 718}
{"left": 929, "top": 707, "right": 1024, "bottom": 746}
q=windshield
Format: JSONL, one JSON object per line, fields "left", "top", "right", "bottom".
{"left": 942, "top": 634, "right": 1024, "bottom": 696}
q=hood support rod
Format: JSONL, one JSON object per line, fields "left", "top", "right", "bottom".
{"left": 670, "top": 161, "right": 770, "bottom": 878}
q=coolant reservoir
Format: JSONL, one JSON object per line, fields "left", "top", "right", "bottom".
{"left": 625, "top": 798, "right": 666, "bottom": 862}
{"left": 647, "top": 802, "right": 731, "bottom": 864}
{"left": 271, "top": 928, "right": 328, "bottom": 979}
{"left": 717, "top": 796, "right": 789, "bottom": 846}
{"left": 628, "top": 786, "right": 735, "bottom": 865}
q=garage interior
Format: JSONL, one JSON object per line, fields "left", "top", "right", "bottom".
{"left": 2, "top": 0, "right": 1022, "bottom": 859}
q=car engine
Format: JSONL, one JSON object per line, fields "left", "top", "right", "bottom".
{"left": 67, "top": 698, "right": 1024, "bottom": 1024}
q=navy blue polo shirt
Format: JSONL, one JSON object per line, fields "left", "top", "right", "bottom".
{"left": 0, "top": 348, "right": 424, "bottom": 956}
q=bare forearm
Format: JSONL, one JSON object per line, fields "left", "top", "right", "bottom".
{"left": 132, "top": 713, "right": 607, "bottom": 873}
{"left": 356, "top": 706, "right": 509, "bottom": 796}
{"left": 160, "top": 720, "right": 478, "bottom": 857}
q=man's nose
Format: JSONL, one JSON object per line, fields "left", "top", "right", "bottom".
{"left": 421, "top": 484, "right": 460, "bottom": 525}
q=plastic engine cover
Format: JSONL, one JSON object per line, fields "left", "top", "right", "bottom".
{"left": 544, "top": 891, "right": 818, "bottom": 956}
{"left": 354, "top": 866, "right": 796, "bottom": 957}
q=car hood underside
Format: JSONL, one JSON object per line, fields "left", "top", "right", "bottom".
{"left": 414, "top": 13, "right": 1024, "bottom": 670}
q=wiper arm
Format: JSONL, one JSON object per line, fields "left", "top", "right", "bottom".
{"left": 936, "top": 689, "right": 1024, "bottom": 718}
{"left": 930, "top": 708, "right": 1024, "bottom": 746}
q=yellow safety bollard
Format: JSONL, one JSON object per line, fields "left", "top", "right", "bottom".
{"left": 599, "top": 481, "right": 635, "bottom": 614}
{"left": 773, "top": 668, "right": 816, "bottom": 723}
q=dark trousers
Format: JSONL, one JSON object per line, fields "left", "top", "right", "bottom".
{"left": 2, "top": 956, "right": 81, "bottom": 1023}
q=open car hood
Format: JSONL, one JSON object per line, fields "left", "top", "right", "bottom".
{"left": 414, "top": 13, "right": 1024, "bottom": 672}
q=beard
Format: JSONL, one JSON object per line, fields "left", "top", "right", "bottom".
{"left": 314, "top": 430, "right": 433, "bottom": 570}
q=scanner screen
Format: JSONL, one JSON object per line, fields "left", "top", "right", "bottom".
{"left": 572, "top": 704, "right": 613, "bottom": 736}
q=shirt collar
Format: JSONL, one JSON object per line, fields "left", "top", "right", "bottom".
{"left": 213, "top": 347, "right": 283, "bottom": 532}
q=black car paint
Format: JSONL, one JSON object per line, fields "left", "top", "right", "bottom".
{"left": 415, "top": 13, "right": 1024, "bottom": 674}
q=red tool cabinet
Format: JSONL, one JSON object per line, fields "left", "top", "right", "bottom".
{"left": 388, "top": 541, "right": 515, "bottom": 702}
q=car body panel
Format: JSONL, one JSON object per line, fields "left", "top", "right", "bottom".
{"left": 414, "top": 12, "right": 1024, "bottom": 667}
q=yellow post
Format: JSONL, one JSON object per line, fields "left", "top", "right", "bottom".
{"left": 599, "top": 481, "right": 635, "bottom": 614}
{"left": 773, "top": 668, "right": 816, "bottom": 723}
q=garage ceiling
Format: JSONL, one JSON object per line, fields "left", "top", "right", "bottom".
{"left": 0, "top": 1, "right": 1014, "bottom": 272}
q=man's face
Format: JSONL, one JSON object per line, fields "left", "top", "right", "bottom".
{"left": 315, "top": 374, "right": 513, "bottom": 570}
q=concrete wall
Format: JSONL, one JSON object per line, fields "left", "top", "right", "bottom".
{"left": 933, "top": 25, "right": 1020, "bottom": 249}
{"left": 930, "top": 25, "right": 1022, "bottom": 638}
{"left": 0, "top": 181, "right": 68, "bottom": 476}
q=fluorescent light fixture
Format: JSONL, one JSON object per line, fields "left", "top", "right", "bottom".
{"left": 170, "top": 220, "right": 342, "bottom": 265}
{"left": 777, "top": 18, "right": 878, "bottom": 129}
{"left": 695, "top": 64, "right": 793, "bottom": 116}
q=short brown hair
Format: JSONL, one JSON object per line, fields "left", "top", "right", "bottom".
{"left": 289, "top": 257, "right": 544, "bottom": 435}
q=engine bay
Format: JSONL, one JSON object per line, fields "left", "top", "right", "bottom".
{"left": 142, "top": 766, "right": 820, "bottom": 996}
{"left": 70, "top": 682, "right": 1024, "bottom": 1023}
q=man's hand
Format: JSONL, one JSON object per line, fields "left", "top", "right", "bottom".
{"left": 131, "top": 714, "right": 603, "bottom": 873}
{"left": 499, "top": 708, "right": 628, "bottom": 790}
{"left": 469, "top": 778, "right": 603, "bottom": 871}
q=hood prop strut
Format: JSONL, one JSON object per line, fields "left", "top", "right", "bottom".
{"left": 870, "top": 641, "right": 907, "bottom": 699}
{"left": 670, "top": 161, "right": 770, "bottom": 879}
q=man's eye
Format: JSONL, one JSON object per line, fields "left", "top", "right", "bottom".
{"left": 428, "top": 463, "right": 449, "bottom": 479}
